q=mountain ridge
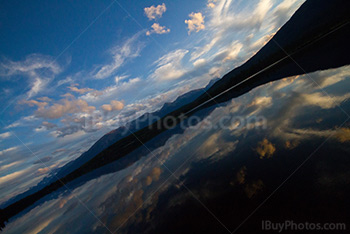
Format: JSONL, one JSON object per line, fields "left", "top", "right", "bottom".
{"left": 1, "top": 0, "right": 349, "bottom": 229}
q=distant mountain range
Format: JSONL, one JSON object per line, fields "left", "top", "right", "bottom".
{"left": 50, "top": 78, "right": 219, "bottom": 182}
{"left": 0, "top": 77, "right": 219, "bottom": 210}
{"left": 1, "top": 0, "right": 349, "bottom": 229}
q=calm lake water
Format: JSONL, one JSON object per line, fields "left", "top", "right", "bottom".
{"left": 3, "top": 65, "right": 350, "bottom": 233}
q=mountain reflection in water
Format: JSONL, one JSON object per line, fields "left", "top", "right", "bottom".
{"left": 2, "top": 65, "right": 350, "bottom": 233}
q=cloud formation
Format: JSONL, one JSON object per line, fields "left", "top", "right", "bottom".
{"left": 146, "top": 23, "right": 170, "bottom": 36}
{"left": 144, "top": 3, "right": 167, "bottom": 20}
{"left": 35, "top": 98, "right": 96, "bottom": 119}
{"left": 334, "top": 128, "right": 350, "bottom": 143}
{"left": 185, "top": 12, "right": 205, "bottom": 34}
{"left": 302, "top": 92, "right": 350, "bottom": 109}
{"left": 82, "top": 77, "right": 142, "bottom": 103}
{"left": 207, "top": 1, "right": 216, "bottom": 9}
{"left": 256, "top": 138, "right": 276, "bottom": 159}
{"left": 101, "top": 100, "right": 124, "bottom": 113}
{"left": 144, "top": 167, "right": 162, "bottom": 186}
{"left": 0, "top": 132, "right": 11, "bottom": 140}
{"left": 0, "top": 54, "right": 62, "bottom": 98}
{"left": 37, "top": 96, "right": 52, "bottom": 102}
{"left": 68, "top": 85, "right": 94, "bottom": 94}
{"left": 0, "top": 146, "right": 18, "bottom": 156}
{"left": 94, "top": 33, "right": 144, "bottom": 79}
{"left": 218, "top": 41, "right": 243, "bottom": 62}
{"left": 188, "top": 0, "right": 286, "bottom": 65}
{"left": 151, "top": 49, "right": 189, "bottom": 81}
{"left": 210, "top": 0, "right": 272, "bottom": 31}
{"left": 35, "top": 121, "right": 58, "bottom": 132}
{"left": 18, "top": 99, "right": 48, "bottom": 108}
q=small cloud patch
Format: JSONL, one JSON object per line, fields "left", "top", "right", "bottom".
{"left": 146, "top": 23, "right": 170, "bottom": 36}
{"left": 256, "top": 138, "right": 276, "bottom": 159}
{"left": 185, "top": 12, "right": 205, "bottom": 34}
{"left": 144, "top": 3, "right": 167, "bottom": 20}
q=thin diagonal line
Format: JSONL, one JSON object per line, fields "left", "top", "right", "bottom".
{"left": 2, "top": 4, "right": 347, "bottom": 234}
{"left": 0, "top": 119, "right": 113, "bottom": 234}
{"left": 113, "top": 0, "right": 224, "bottom": 118}
{"left": 2, "top": 0, "right": 221, "bottom": 150}
{"left": 112, "top": 136, "right": 209, "bottom": 233}
{"left": 231, "top": 116, "right": 350, "bottom": 234}
{"left": 112, "top": 20, "right": 350, "bottom": 233}
{"left": 113, "top": 19, "right": 349, "bottom": 233}
{"left": 112, "top": 127, "right": 232, "bottom": 234}
{"left": 182, "top": 57, "right": 288, "bottom": 116}
{"left": 231, "top": 21, "right": 350, "bottom": 234}
{"left": 113, "top": 1, "right": 168, "bottom": 53}
{"left": 183, "top": 21, "right": 350, "bottom": 117}
{"left": 112, "top": 168, "right": 175, "bottom": 233}
{"left": 0, "top": 3, "right": 219, "bottom": 232}
{"left": 271, "top": 23, "right": 350, "bottom": 119}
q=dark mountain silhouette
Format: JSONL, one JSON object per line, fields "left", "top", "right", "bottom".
{"left": 1, "top": 0, "right": 350, "bottom": 230}
{"left": 0, "top": 78, "right": 218, "bottom": 210}
{"left": 187, "top": 0, "right": 350, "bottom": 112}
{"left": 50, "top": 78, "right": 219, "bottom": 181}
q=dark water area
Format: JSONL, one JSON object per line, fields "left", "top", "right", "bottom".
{"left": 2, "top": 1, "right": 349, "bottom": 228}
{"left": 2, "top": 66, "right": 350, "bottom": 233}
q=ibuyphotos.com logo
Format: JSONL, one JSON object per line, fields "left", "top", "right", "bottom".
{"left": 262, "top": 220, "right": 346, "bottom": 232}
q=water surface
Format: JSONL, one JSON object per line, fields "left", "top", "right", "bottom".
{"left": 3, "top": 66, "right": 350, "bottom": 233}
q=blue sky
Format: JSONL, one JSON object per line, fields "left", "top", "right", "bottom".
{"left": 0, "top": 0, "right": 305, "bottom": 200}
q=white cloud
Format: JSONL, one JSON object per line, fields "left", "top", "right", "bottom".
{"left": 101, "top": 100, "right": 124, "bottom": 113}
{"left": 104, "top": 76, "right": 215, "bottom": 128}
{"left": 185, "top": 12, "right": 205, "bottom": 34}
{"left": 0, "top": 160, "right": 22, "bottom": 171}
{"left": 210, "top": 0, "right": 272, "bottom": 31}
{"left": 187, "top": 0, "right": 304, "bottom": 66}
{"left": 221, "top": 41, "right": 243, "bottom": 62}
{"left": 146, "top": 23, "right": 170, "bottom": 36}
{"left": 302, "top": 92, "right": 350, "bottom": 109}
{"left": 151, "top": 49, "right": 189, "bottom": 81}
{"left": 198, "top": 131, "right": 238, "bottom": 161}
{"left": 193, "top": 58, "right": 206, "bottom": 67}
{"left": 0, "top": 54, "right": 61, "bottom": 76}
{"left": 207, "top": 0, "right": 219, "bottom": 8}
{"left": 27, "top": 78, "right": 47, "bottom": 98}
{"left": 3, "top": 115, "right": 37, "bottom": 130}
{"left": 34, "top": 121, "right": 57, "bottom": 132}
{"left": 300, "top": 66, "right": 350, "bottom": 89}
{"left": 82, "top": 77, "right": 142, "bottom": 103}
{"left": 18, "top": 99, "right": 48, "bottom": 108}
{"left": 0, "top": 146, "right": 18, "bottom": 156}
{"left": 5, "top": 122, "right": 20, "bottom": 129}
{"left": 115, "top": 75, "right": 129, "bottom": 85}
{"left": 57, "top": 76, "right": 73, "bottom": 87}
{"left": 190, "top": 36, "right": 220, "bottom": 61}
{"left": 207, "top": 2, "right": 216, "bottom": 8}
{"left": 248, "top": 33, "right": 275, "bottom": 51}
{"left": 0, "top": 167, "right": 31, "bottom": 185}
{"left": 34, "top": 98, "right": 96, "bottom": 119}
{"left": 272, "top": 0, "right": 304, "bottom": 30}
{"left": 0, "top": 132, "right": 11, "bottom": 140}
{"left": 0, "top": 54, "right": 62, "bottom": 98}
{"left": 68, "top": 84, "right": 94, "bottom": 94}
{"left": 37, "top": 96, "right": 52, "bottom": 102}
{"left": 94, "top": 33, "right": 144, "bottom": 79}
{"left": 144, "top": 3, "right": 167, "bottom": 20}
{"left": 192, "top": 40, "right": 242, "bottom": 65}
